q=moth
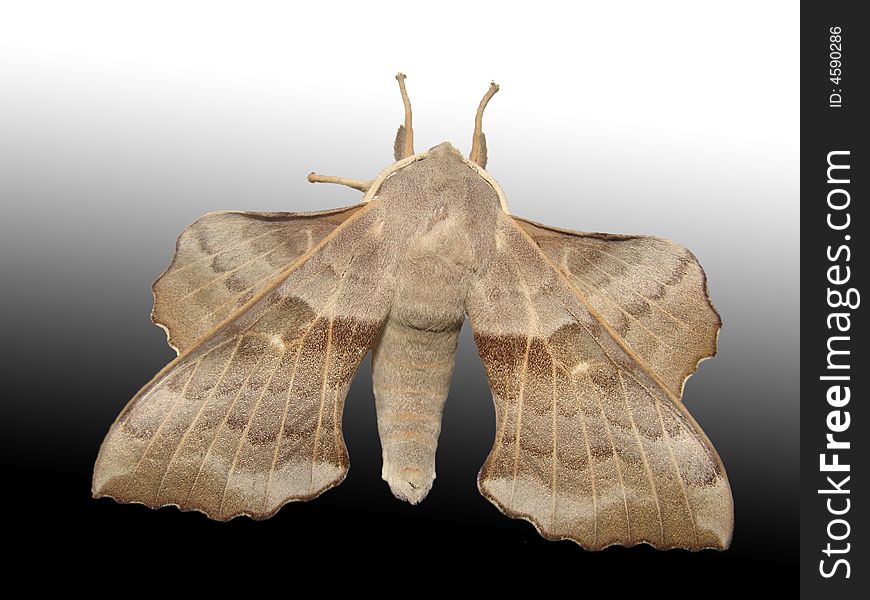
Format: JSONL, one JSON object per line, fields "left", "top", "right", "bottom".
{"left": 93, "top": 74, "right": 734, "bottom": 551}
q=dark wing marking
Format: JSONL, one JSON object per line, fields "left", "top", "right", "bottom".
{"left": 514, "top": 217, "right": 720, "bottom": 399}
{"left": 153, "top": 205, "right": 365, "bottom": 353}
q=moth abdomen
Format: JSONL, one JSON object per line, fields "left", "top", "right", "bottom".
{"left": 371, "top": 317, "right": 461, "bottom": 504}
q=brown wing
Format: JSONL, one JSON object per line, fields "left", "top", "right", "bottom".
{"left": 467, "top": 212, "right": 733, "bottom": 550}
{"left": 153, "top": 204, "right": 365, "bottom": 353}
{"left": 93, "top": 201, "right": 392, "bottom": 521}
{"left": 514, "top": 217, "right": 720, "bottom": 399}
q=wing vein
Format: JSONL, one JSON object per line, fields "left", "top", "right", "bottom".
{"left": 549, "top": 359, "right": 558, "bottom": 530}
{"left": 564, "top": 238, "right": 677, "bottom": 289}
{"left": 568, "top": 249, "right": 691, "bottom": 330}
{"left": 129, "top": 358, "right": 203, "bottom": 478}
{"left": 586, "top": 371, "right": 632, "bottom": 544}
{"left": 263, "top": 314, "right": 323, "bottom": 510}
{"left": 174, "top": 240, "right": 300, "bottom": 303}
{"left": 508, "top": 252, "right": 540, "bottom": 509}
{"left": 187, "top": 248, "right": 325, "bottom": 329}
{"left": 164, "top": 229, "right": 279, "bottom": 279}
{"left": 628, "top": 372, "right": 702, "bottom": 546}
{"left": 219, "top": 346, "right": 288, "bottom": 518}
{"left": 575, "top": 377, "right": 598, "bottom": 546}
{"left": 188, "top": 280, "right": 267, "bottom": 328}
{"left": 568, "top": 310, "right": 665, "bottom": 545}
{"left": 154, "top": 337, "right": 243, "bottom": 503}
{"left": 331, "top": 385, "right": 341, "bottom": 459}
{"left": 653, "top": 397, "right": 700, "bottom": 545}
{"left": 310, "top": 315, "right": 334, "bottom": 493}
{"left": 510, "top": 226, "right": 614, "bottom": 545}
{"left": 510, "top": 335, "right": 531, "bottom": 509}
{"left": 184, "top": 344, "right": 267, "bottom": 506}
{"left": 618, "top": 371, "right": 665, "bottom": 544}
{"left": 574, "top": 253, "right": 683, "bottom": 354}
{"left": 551, "top": 359, "right": 598, "bottom": 546}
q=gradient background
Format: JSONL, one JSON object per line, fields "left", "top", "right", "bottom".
{"left": 1, "top": 1, "right": 797, "bottom": 588}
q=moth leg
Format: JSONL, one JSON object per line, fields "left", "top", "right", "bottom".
{"left": 307, "top": 172, "right": 373, "bottom": 192}
{"left": 393, "top": 72, "right": 415, "bottom": 160}
{"left": 468, "top": 81, "right": 499, "bottom": 168}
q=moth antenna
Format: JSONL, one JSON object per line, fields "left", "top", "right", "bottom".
{"left": 469, "top": 80, "right": 499, "bottom": 168}
{"left": 394, "top": 72, "right": 415, "bottom": 160}
{"left": 307, "top": 172, "right": 373, "bottom": 193}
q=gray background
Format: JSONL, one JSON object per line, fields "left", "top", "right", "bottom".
{"left": 1, "top": 0, "right": 797, "bottom": 585}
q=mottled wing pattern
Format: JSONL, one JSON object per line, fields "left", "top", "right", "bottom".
{"left": 153, "top": 205, "right": 365, "bottom": 353}
{"left": 515, "top": 217, "right": 720, "bottom": 399}
{"left": 467, "top": 213, "right": 733, "bottom": 550}
{"left": 93, "top": 202, "right": 392, "bottom": 521}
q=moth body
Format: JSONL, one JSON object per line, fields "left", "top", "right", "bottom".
{"left": 371, "top": 142, "right": 499, "bottom": 503}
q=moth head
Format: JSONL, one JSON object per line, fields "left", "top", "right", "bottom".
{"left": 307, "top": 75, "right": 508, "bottom": 211}
{"left": 427, "top": 141, "right": 463, "bottom": 158}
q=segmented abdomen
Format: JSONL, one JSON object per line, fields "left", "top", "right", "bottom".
{"left": 371, "top": 317, "right": 461, "bottom": 503}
